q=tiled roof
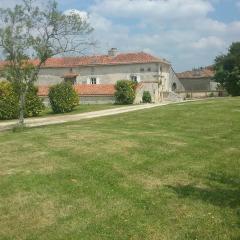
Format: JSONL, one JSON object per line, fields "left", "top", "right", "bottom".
{"left": 177, "top": 66, "right": 214, "bottom": 79}
{"left": 0, "top": 52, "right": 169, "bottom": 69}
{"left": 74, "top": 84, "right": 115, "bottom": 96}
{"left": 38, "top": 84, "right": 116, "bottom": 97}
{"left": 62, "top": 72, "right": 79, "bottom": 78}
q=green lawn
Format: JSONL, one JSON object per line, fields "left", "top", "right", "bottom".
{"left": 0, "top": 104, "right": 120, "bottom": 122}
{"left": 0, "top": 98, "right": 239, "bottom": 240}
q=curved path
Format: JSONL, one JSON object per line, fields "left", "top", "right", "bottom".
{"left": 0, "top": 102, "right": 175, "bottom": 131}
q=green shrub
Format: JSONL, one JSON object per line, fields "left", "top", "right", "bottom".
{"left": 208, "top": 92, "right": 214, "bottom": 97}
{"left": 0, "top": 81, "right": 19, "bottom": 120}
{"left": 25, "top": 85, "right": 45, "bottom": 117}
{"left": 115, "top": 80, "right": 136, "bottom": 104}
{"left": 0, "top": 82, "right": 44, "bottom": 120}
{"left": 49, "top": 82, "right": 79, "bottom": 113}
{"left": 142, "top": 91, "right": 152, "bottom": 103}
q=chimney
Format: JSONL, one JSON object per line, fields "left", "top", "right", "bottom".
{"left": 108, "top": 48, "right": 118, "bottom": 57}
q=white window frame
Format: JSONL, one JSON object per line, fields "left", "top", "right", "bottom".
{"left": 91, "top": 77, "right": 97, "bottom": 85}
{"left": 130, "top": 75, "right": 140, "bottom": 83}
{"left": 87, "top": 76, "right": 100, "bottom": 85}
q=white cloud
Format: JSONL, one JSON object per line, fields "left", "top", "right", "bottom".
{"left": 91, "top": 0, "right": 213, "bottom": 20}
{"left": 191, "top": 36, "right": 226, "bottom": 49}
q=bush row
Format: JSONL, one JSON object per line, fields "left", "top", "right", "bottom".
{"left": 1, "top": 80, "right": 151, "bottom": 120}
{"left": 0, "top": 81, "right": 80, "bottom": 120}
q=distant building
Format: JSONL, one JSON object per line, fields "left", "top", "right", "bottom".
{"left": 177, "top": 66, "right": 218, "bottom": 91}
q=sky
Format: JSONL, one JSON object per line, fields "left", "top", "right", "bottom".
{"left": 1, "top": 0, "right": 240, "bottom": 72}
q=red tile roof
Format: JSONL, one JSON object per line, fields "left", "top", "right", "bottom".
{"left": 0, "top": 52, "right": 169, "bottom": 69}
{"left": 38, "top": 84, "right": 116, "bottom": 97}
{"left": 177, "top": 66, "right": 214, "bottom": 79}
{"left": 61, "top": 72, "right": 79, "bottom": 78}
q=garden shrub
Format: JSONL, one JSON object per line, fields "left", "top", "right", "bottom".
{"left": 25, "top": 85, "right": 45, "bottom": 117}
{"left": 0, "top": 81, "right": 19, "bottom": 120}
{"left": 209, "top": 92, "right": 214, "bottom": 98}
{"left": 0, "top": 82, "right": 44, "bottom": 120}
{"left": 142, "top": 91, "right": 152, "bottom": 103}
{"left": 115, "top": 80, "right": 136, "bottom": 104}
{"left": 49, "top": 82, "right": 79, "bottom": 113}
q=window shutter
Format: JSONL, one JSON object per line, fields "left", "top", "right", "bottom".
{"left": 137, "top": 75, "right": 141, "bottom": 83}
{"left": 96, "top": 77, "right": 100, "bottom": 84}
{"left": 87, "top": 77, "right": 90, "bottom": 84}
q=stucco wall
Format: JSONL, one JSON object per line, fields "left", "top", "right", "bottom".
{"left": 40, "top": 95, "right": 115, "bottom": 106}
{"left": 179, "top": 78, "right": 217, "bottom": 91}
{"left": 168, "top": 67, "right": 185, "bottom": 92}
{"left": 37, "top": 62, "right": 169, "bottom": 86}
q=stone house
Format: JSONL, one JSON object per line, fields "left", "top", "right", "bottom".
{"left": 1, "top": 48, "right": 185, "bottom": 104}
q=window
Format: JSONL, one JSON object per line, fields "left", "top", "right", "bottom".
{"left": 147, "top": 67, "right": 151, "bottom": 72}
{"left": 140, "top": 67, "right": 144, "bottom": 72}
{"left": 64, "top": 77, "right": 76, "bottom": 85}
{"left": 90, "top": 77, "right": 97, "bottom": 85}
{"left": 172, "top": 82, "right": 177, "bottom": 92}
{"left": 130, "top": 75, "right": 138, "bottom": 83}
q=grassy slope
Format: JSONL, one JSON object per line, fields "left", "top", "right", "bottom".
{"left": 0, "top": 98, "right": 239, "bottom": 240}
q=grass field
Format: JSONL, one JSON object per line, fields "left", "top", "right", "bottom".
{"left": 0, "top": 98, "right": 239, "bottom": 240}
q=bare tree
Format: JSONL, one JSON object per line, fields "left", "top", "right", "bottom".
{"left": 0, "top": 0, "right": 93, "bottom": 126}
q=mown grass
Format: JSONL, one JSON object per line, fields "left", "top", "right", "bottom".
{"left": 0, "top": 98, "right": 239, "bottom": 240}
{"left": 0, "top": 104, "right": 120, "bottom": 122}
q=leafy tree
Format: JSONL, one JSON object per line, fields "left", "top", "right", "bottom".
{"left": 214, "top": 42, "right": 240, "bottom": 96}
{"left": 49, "top": 82, "right": 79, "bottom": 113}
{"left": 115, "top": 80, "right": 136, "bottom": 104}
{"left": 0, "top": 0, "right": 92, "bottom": 126}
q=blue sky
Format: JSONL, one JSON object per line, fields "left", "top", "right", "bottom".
{"left": 3, "top": 0, "right": 240, "bottom": 72}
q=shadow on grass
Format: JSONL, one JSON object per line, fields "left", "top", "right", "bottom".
{"left": 166, "top": 172, "right": 240, "bottom": 209}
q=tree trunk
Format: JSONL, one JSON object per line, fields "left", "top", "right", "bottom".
{"left": 19, "top": 90, "right": 26, "bottom": 127}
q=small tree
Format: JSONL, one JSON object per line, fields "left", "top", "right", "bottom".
{"left": 115, "top": 80, "right": 136, "bottom": 104}
{"left": 49, "top": 82, "right": 79, "bottom": 113}
{"left": 214, "top": 42, "right": 240, "bottom": 96}
{"left": 142, "top": 91, "right": 152, "bottom": 103}
{"left": 0, "top": 0, "right": 92, "bottom": 126}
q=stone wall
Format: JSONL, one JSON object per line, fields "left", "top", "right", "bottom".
{"left": 179, "top": 78, "right": 217, "bottom": 91}
{"left": 37, "top": 63, "right": 169, "bottom": 85}
{"left": 40, "top": 95, "right": 115, "bottom": 106}
{"left": 177, "top": 90, "right": 228, "bottom": 99}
